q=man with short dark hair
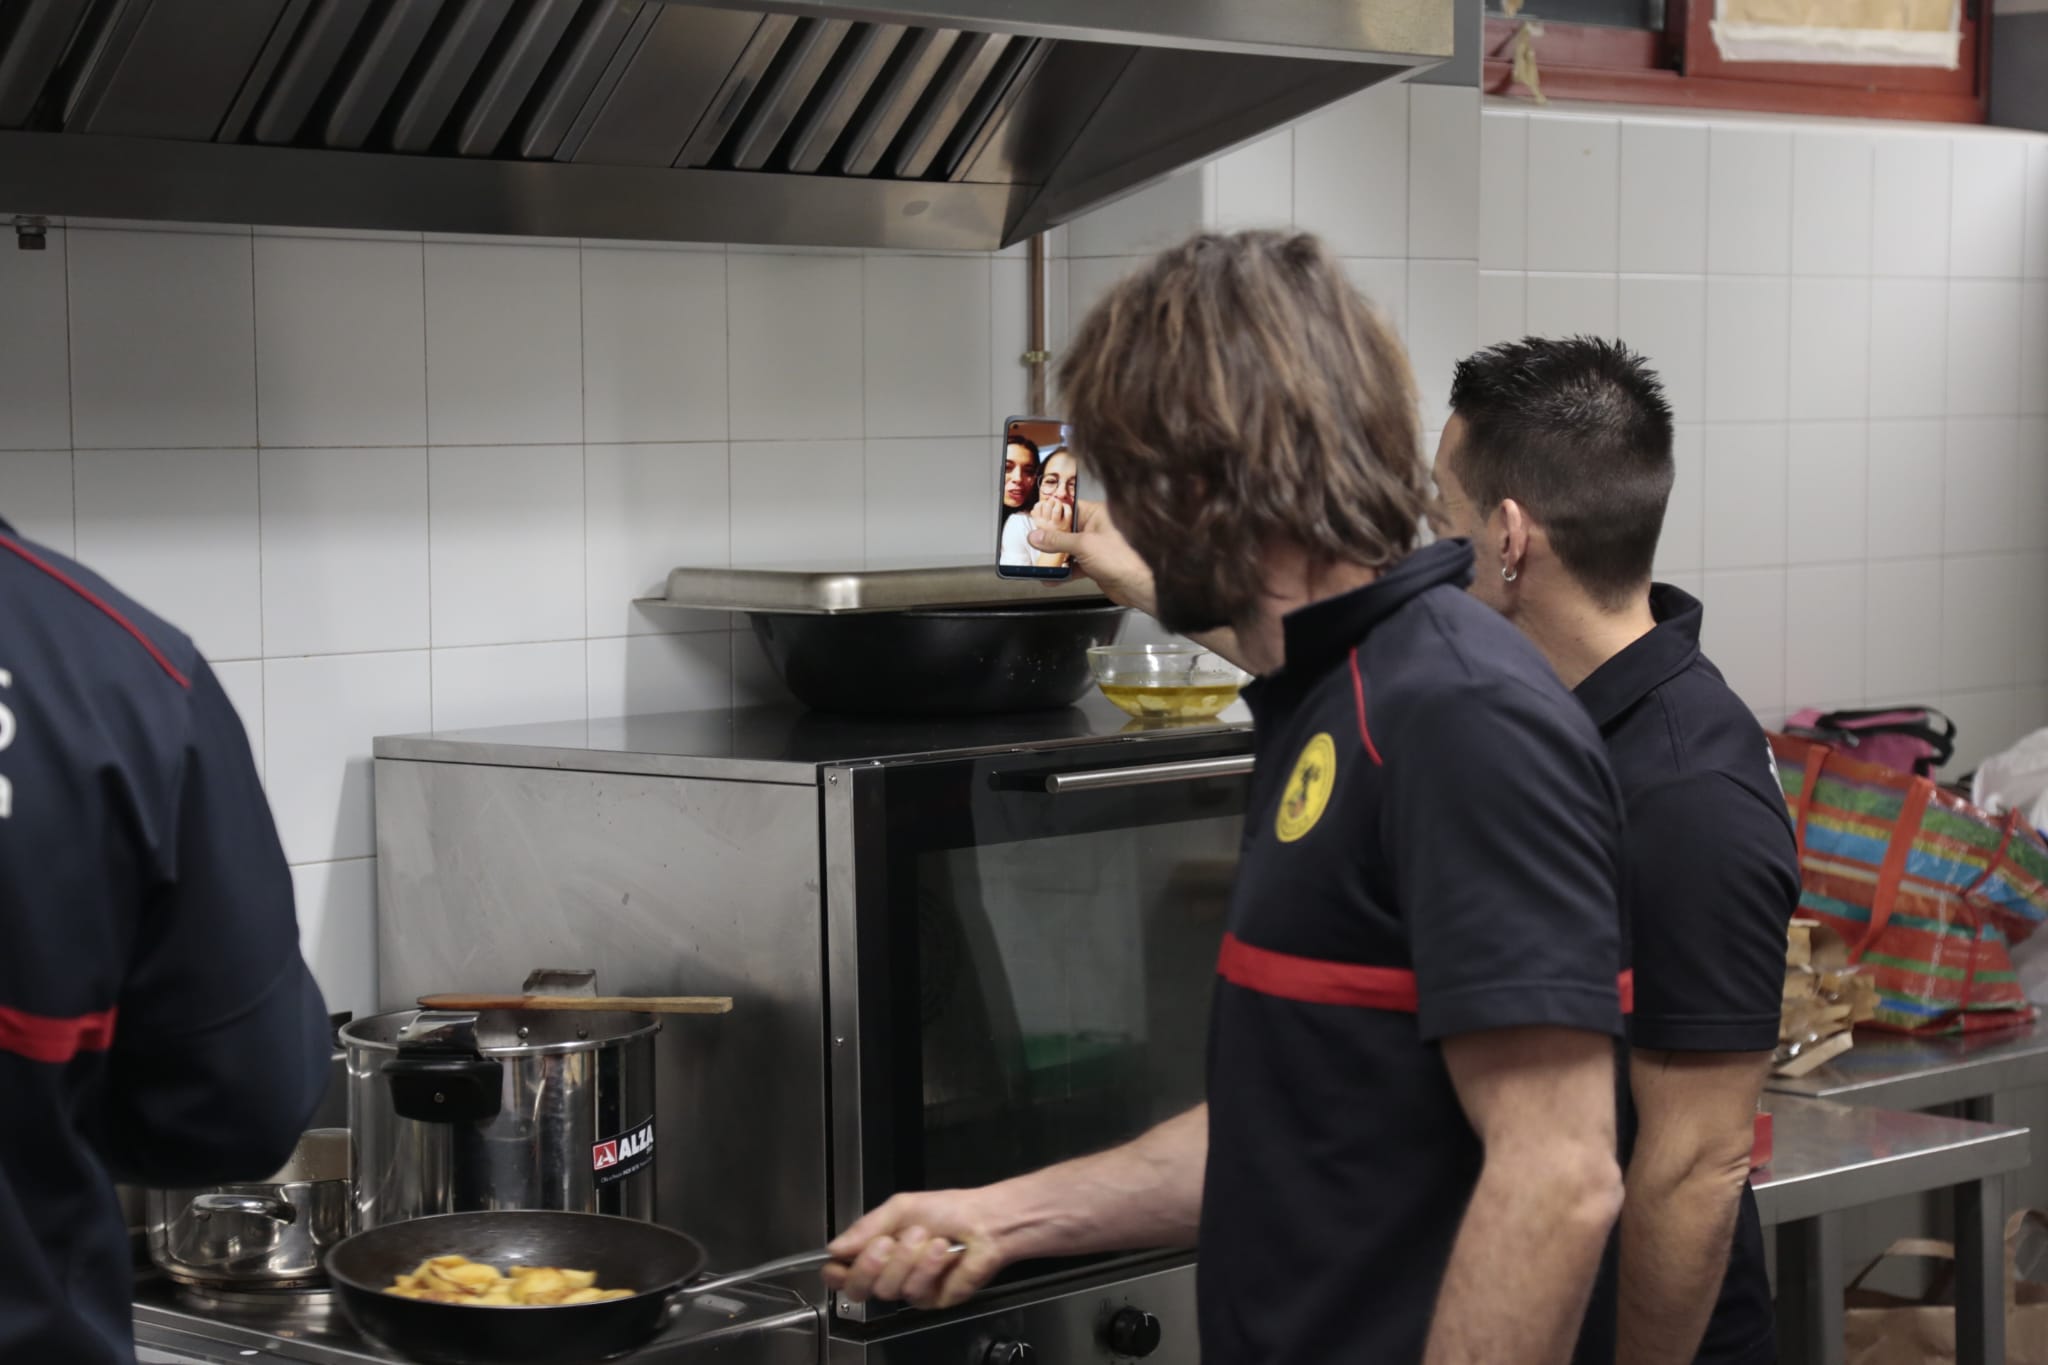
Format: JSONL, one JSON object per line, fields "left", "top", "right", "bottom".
{"left": 827, "top": 233, "right": 1633, "bottom": 1365}
{"left": 1437, "top": 337, "right": 1799, "bottom": 1365}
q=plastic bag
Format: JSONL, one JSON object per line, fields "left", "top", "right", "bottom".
{"left": 1973, "top": 726, "right": 2048, "bottom": 834}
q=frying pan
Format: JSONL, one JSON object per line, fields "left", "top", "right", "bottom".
{"left": 326, "top": 1211, "right": 831, "bottom": 1364}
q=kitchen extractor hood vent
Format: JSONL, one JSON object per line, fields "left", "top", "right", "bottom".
{"left": 0, "top": 0, "right": 1451, "bottom": 251}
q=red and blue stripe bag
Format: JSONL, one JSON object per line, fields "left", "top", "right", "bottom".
{"left": 1770, "top": 732, "right": 2048, "bottom": 1035}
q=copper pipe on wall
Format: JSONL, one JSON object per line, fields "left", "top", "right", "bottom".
{"left": 1025, "top": 231, "right": 1050, "bottom": 413}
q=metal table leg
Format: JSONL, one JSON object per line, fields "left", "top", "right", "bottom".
{"left": 1777, "top": 1213, "right": 1846, "bottom": 1365}
{"left": 1955, "top": 1173, "right": 2007, "bottom": 1365}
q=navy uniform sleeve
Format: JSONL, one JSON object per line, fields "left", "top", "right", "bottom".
{"left": 1627, "top": 774, "right": 1800, "bottom": 1053}
{"left": 1384, "top": 680, "right": 1627, "bottom": 1043}
{"left": 97, "top": 660, "right": 331, "bottom": 1187}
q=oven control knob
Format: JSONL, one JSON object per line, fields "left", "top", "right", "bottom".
{"left": 982, "top": 1341, "right": 1033, "bottom": 1365}
{"left": 1106, "top": 1308, "right": 1162, "bottom": 1358}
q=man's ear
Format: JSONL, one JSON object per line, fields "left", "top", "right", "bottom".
{"left": 1497, "top": 499, "right": 1533, "bottom": 579}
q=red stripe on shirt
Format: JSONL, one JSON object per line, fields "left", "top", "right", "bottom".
{"left": 0, "top": 1005, "right": 118, "bottom": 1064}
{"left": 0, "top": 535, "right": 190, "bottom": 689}
{"left": 1218, "top": 933, "right": 1636, "bottom": 1016}
{"left": 1346, "top": 648, "right": 1383, "bottom": 766}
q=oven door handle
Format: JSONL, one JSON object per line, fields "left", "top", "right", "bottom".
{"left": 1041, "top": 755, "right": 1255, "bottom": 793}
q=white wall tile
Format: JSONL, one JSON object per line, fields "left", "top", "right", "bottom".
{"left": 1408, "top": 262, "right": 1477, "bottom": 433}
{"left": 0, "top": 232, "right": 71, "bottom": 449}
{"left": 1478, "top": 271, "right": 1525, "bottom": 349}
{"left": 2023, "top": 282, "right": 2048, "bottom": 418}
{"left": 732, "top": 627, "right": 795, "bottom": 708}
{"left": 1210, "top": 130, "right": 1295, "bottom": 233}
{"left": 586, "top": 631, "right": 731, "bottom": 720}
{"left": 429, "top": 445, "right": 584, "bottom": 646}
{"left": 1943, "top": 416, "right": 2023, "bottom": 554}
{"left": 255, "top": 235, "right": 426, "bottom": 448}
{"left": 585, "top": 442, "right": 729, "bottom": 638}
{"left": 1066, "top": 257, "right": 1142, "bottom": 338}
{"left": 264, "top": 650, "right": 431, "bottom": 864}
{"left": 1408, "top": 86, "right": 1478, "bottom": 261}
{"left": 1951, "top": 136, "right": 2028, "bottom": 279}
{"left": 2020, "top": 551, "right": 2048, "bottom": 682}
{"left": 1703, "top": 423, "right": 1789, "bottom": 568}
{"left": 1620, "top": 122, "right": 1708, "bottom": 275}
{"left": 1792, "top": 132, "right": 1874, "bottom": 278}
{"left": 1701, "top": 568, "right": 1786, "bottom": 715}
{"left": 730, "top": 440, "right": 866, "bottom": 568}
{"left": 1941, "top": 553, "right": 2020, "bottom": 692}
{"left": 1940, "top": 687, "right": 2017, "bottom": 777}
{"left": 74, "top": 448, "right": 260, "bottom": 661}
{"left": 1869, "top": 279, "right": 1948, "bottom": 420}
{"left": 69, "top": 230, "right": 255, "bottom": 450}
{"left": 1872, "top": 134, "right": 1953, "bottom": 278}
{"left": 1656, "top": 424, "right": 1705, "bottom": 575}
{"left": 1527, "top": 273, "right": 1618, "bottom": 340}
{"left": 293, "top": 859, "right": 377, "bottom": 1021}
{"left": 1067, "top": 167, "right": 1208, "bottom": 258}
{"left": 727, "top": 253, "right": 863, "bottom": 441}
{"left": 1479, "top": 110, "right": 1527, "bottom": 271}
{"left": 1786, "top": 422, "right": 1867, "bottom": 564}
{"left": 1344, "top": 259, "right": 1410, "bottom": 341}
{"left": 260, "top": 447, "right": 429, "bottom": 656}
{"left": 1946, "top": 280, "right": 2022, "bottom": 416}
{"left": 1866, "top": 420, "right": 1946, "bottom": 559}
{"left": 211, "top": 659, "right": 265, "bottom": 782}
{"left": 1785, "top": 564, "right": 1866, "bottom": 703}
{"left": 431, "top": 640, "right": 587, "bottom": 730}
{"left": 1865, "top": 559, "right": 1944, "bottom": 695}
{"left": 423, "top": 242, "right": 582, "bottom": 446}
{"left": 1708, "top": 127, "right": 1793, "bottom": 276}
{"left": 1293, "top": 85, "right": 1408, "bottom": 258}
{"left": 990, "top": 257, "right": 1068, "bottom": 429}
{"left": 2028, "top": 141, "right": 2048, "bottom": 280}
{"left": 1787, "top": 279, "right": 1870, "bottom": 423}
{"left": 863, "top": 255, "right": 992, "bottom": 438}
{"left": 1526, "top": 115, "right": 1620, "bottom": 274}
{"left": 864, "top": 436, "right": 995, "bottom": 565}
{"left": 2020, "top": 419, "right": 2048, "bottom": 552}
{"left": 580, "top": 246, "right": 727, "bottom": 444}
{"left": 0, "top": 450, "right": 73, "bottom": 553}
{"left": 2018, "top": 683, "right": 2048, "bottom": 736}
{"left": 1705, "top": 278, "right": 1791, "bottom": 423}
{"left": 1619, "top": 276, "right": 1706, "bottom": 425}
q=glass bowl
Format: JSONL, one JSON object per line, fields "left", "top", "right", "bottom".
{"left": 1087, "top": 644, "right": 1251, "bottom": 720}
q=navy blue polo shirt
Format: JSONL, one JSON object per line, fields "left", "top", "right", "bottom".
{"left": 0, "top": 518, "right": 330, "bottom": 1364}
{"left": 1576, "top": 585, "right": 1800, "bottom": 1365}
{"left": 1198, "top": 539, "right": 1629, "bottom": 1365}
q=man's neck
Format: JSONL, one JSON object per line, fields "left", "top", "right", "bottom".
{"left": 1514, "top": 587, "right": 1657, "bottom": 692}
{"left": 1236, "top": 552, "right": 1382, "bottom": 676}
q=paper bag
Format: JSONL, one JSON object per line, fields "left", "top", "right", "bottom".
{"left": 1845, "top": 1212, "right": 2048, "bottom": 1364}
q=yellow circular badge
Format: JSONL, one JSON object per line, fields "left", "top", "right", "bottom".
{"left": 1275, "top": 733, "right": 1337, "bottom": 843}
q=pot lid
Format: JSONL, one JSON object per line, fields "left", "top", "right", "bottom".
{"left": 649, "top": 562, "right": 1108, "bottom": 614}
{"left": 342, "top": 1008, "right": 660, "bottom": 1056}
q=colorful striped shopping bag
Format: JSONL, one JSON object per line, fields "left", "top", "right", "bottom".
{"left": 1770, "top": 733, "right": 2048, "bottom": 1034}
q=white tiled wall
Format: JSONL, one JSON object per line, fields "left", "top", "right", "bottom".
{"left": 1481, "top": 103, "right": 2048, "bottom": 776}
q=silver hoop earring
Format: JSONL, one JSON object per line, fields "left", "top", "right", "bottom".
{"left": 1501, "top": 564, "right": 1518, "bottom": 583}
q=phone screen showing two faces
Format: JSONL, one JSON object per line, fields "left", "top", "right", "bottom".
{"left": 997, "top": 417, "right": 1077, "bottom": 579}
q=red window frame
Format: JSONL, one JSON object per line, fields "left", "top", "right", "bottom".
{"left": 1482, "top": 0, "right": 1990, "bottom": 123}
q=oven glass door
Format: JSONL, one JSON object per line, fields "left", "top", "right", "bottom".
{"left": 831, "top": 735, "right": 1249, "bottom": 1306}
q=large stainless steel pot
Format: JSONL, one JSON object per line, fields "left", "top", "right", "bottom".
{"left": 146, "top": 1128, "right": 350, "bottom": 1289}
{"left": 341, "top": 1008, "right": 660, "bottom": 1231}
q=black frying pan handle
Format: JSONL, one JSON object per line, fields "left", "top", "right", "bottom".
{"left": 384, "top": 1055, "right": 503, "bottom": 1124}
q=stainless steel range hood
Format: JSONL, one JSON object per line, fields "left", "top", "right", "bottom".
{"left": 0, "top": 0, "right": 1449, "bottom": 251}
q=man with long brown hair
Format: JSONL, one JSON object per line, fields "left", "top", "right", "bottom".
{"left": 827, "top": 232, "right": 1633, "bottom": 1365}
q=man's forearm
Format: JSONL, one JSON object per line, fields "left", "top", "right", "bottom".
{"left": 1424, "top": 1144, "right": 1623, "bottom": 1365}
{"left": 1616, "top": 1159, "right": 1748, "bottom": 1365}
{"left": 986, "top": 1104, "right": 1208, "bottom": 1262}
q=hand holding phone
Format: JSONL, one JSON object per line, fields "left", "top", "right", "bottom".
{"left": 996, "top": 416, "right": 1078, "bottom": 579}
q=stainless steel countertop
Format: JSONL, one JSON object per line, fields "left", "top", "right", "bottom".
{"left": 1754, "top": 1095, "right": 2032, "bottom": 1225}
{"left": 373, "top": 697, "right": 1250, "bottom": 784}
{"left": 1763, "top": 1016, "right": 2048, "bottom": 1110}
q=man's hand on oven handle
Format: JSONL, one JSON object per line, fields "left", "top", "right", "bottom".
{"left": 825, "top": 1103, "right": 1210, "bottom": 1311}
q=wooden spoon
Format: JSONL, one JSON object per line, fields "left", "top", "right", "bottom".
{"left": 416, "top": 994, "right": 733, "bottom": 1015}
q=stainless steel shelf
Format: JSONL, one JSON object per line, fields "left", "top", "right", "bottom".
{"left": 649, "top": 564, "right": 1107, "bottom": 615}
{"left": 1764, "top": 1016, "right": 2048, "bottom": 1111}
{"left": 1753, "top": 1094, "right": 2031, "bottom": 1226}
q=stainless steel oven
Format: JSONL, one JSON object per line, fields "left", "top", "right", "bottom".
{"left": 372, "top": 699, "right": 1251, "bottom": 1364}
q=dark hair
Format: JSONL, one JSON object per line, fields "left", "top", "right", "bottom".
{"left": 1447, "top": 336, "right": 1675, "bottom": 607}
{"left": 1006, "top": 435, "right": 1040, "bottom": 462}
{"left": 1056, "top": 231, "right": 1425, "bottom": 627}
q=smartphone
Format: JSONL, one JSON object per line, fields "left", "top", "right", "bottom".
{"left": 997, "top": 416, "right": 1078, "bottom": 579}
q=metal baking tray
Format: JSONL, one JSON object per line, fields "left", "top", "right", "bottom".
{"left": 646, "top": 565, "right": 1108, "bottom": 615}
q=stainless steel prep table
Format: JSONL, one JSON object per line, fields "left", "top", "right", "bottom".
{"left": 1757, "top": 1095, "right": 2031, "bottom": 1365}
{"left": 1765, "top": 1015, "right": 2048, "bottom": 1121}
